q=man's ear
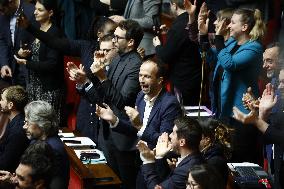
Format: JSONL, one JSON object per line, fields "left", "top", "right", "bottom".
{"left": 34, "top": 179, "right": 45, "bottom": 189}
{"left": 127, "top": 39, "right": 135, "bottom": 48}
{"left": 7, "top": 101, "right": 13, "bottom": 110}
{"left": 179, "top": 138, "right": 186, "bottom": 147}
{"left": 48, "top": 10, "right": 54, "bottom": 18}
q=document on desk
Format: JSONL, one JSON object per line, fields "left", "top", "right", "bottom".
{"left": 61, "top": 137, "right": 96, "bottom": 148}
{"left": 74, "top": 149, "right": 107, "bottom": 164}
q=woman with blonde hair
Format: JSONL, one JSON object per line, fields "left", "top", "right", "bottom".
{"left": 213, "top": 8, "right": 266, "bottom": 117}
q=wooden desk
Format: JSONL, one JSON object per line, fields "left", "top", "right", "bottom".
{"left": 61, "top": 129, "right": 121, "bottom": 189}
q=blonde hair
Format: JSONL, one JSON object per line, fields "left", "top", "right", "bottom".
{"left": 234, "top": 8, "right": 266, "bottom": 41}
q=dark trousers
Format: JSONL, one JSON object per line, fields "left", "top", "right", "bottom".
{"left": 98, "top": 127, "right": 138, "bottom": 189}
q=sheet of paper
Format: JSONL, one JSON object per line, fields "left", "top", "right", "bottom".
{"left": 61, "top": 137, "right": 96, "bottom": 147}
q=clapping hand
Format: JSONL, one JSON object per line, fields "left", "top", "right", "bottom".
{"left": 66, "top": 62, "right": 87, "bottom": 85}
{"left": 242, "top": 87, "right": 259, "bottom": 110}
{"left": 184, "top": 0, "right": 197, "bottom": 24}
{"left": 90, "top": 51, "right": 107, "bottom": 81}
{"left": 259, "top": 83, "right": 277, "bottom": 120}
{"left": 95, "top": 103, "right": 117, "bottom": 125}
{"left": 197, "top": 2, "right": 209, "bottom": 35}
{"left": 124, "top": 106, "right": 142, "bottom": 130}
{"left": 137, "top": 140, "right": 155, "bottom": 162}
{"left": 155, "top": 133, "right": 172, "bottom": 158}
{"left": 18, "top": 48, "right": 31, "bottom": 58}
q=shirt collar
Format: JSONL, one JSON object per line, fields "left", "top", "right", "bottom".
{"left": 144, "top": 88, "right": 162, "bottom": 106}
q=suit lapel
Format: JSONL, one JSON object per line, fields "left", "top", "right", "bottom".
{"left": 113, "top": 55, "right": 129, "bottom": 87}
{"left": 146, "top": 91, "right": 165, "bottom": 126}
{"left": 124, "top": 0, "right": 135, "bottom": 18}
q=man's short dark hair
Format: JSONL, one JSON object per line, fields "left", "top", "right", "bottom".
{"left": 4, "top": 85, "right": 28, "bottom": 112}
{"left": 170, "top": 0, "right": 185, "bottom": 9}
{"left": 118, "top": 20, "right": 144, "bottom": 49}
{"left": 174, "top": 116, "right": 202, "bottom": 151}
{"left": 20, "top": 141, "right": 54, "bottom": 186}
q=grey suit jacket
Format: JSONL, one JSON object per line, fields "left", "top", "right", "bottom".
{"left": 124, "top": 0, "right": 161, "bottom": 56}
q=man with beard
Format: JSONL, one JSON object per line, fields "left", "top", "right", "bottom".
{"left": 137, "top": 116, "right": 204, "bottom": 189}
{"left": 0, "top": 85, "right": 29, "bottom": 172}
{"left": 23, "top": 101, "right": 69, "bottom": 189}
{"left": 75, "top": 20, "right": 143, "bottom": 189}
{"left": 263, "top": 43, "right": 280, "bottom": 85}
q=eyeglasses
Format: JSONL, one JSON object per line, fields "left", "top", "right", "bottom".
{"left": 113, "top": 34, "right": 126, "bottom": 42}
{"left": 186, "top": 181, "right": 199, "bottom": 189}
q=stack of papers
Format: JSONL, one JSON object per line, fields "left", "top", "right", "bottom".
{"left": 74, "top": 149, "right": 107, "bottom": 164}
{"left": 61, "top": 137, "right": 96, "bottom": 148}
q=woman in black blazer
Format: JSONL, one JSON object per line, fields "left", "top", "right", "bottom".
{"left": 15, "top": 0, "right": 64, "bottom": 125}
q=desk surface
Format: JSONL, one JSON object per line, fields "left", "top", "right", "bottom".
{"left": 61, "top": 129, "right": 121, "bottom": 187}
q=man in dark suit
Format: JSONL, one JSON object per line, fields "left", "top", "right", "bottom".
{"left": 153, "top": 0, "right": 202, "bottom": 106}
{"left": 137, "top": 116, "right": 204, "bottom": 189}
{"left": 69, "top": 20, "right": 144, "bottom": 189}
{"left": 96, "top": 59, "right": 182, "bottom": 149}
{"left": 0, "top": 0, "right": 35, "bottom": 87}
{"left": 0, "top": 85, "right": 29, "bottom": 172}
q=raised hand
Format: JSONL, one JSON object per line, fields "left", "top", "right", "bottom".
{"left": 125, "top": 106, "right": 142, "bottom": 130}
{"left": 259, "top": 83, "right": 277, "bottom": 120}
{"left": 136, "top": 140, "right": 155, "bottom": 162}
{"left": 137, "top": 47, "right": 145, "bottom": 59}
{"left": 155, "top": 133, "right": 172, "bottom": 158}
{"left": 90, "top": 51, "right": 107, "bottom": 81}
{"left": 215, "top": 18, "right": 228, "bottom": 36}
{"left": 184, "top": 0, "right": 197, "bottom": 24}
{"left": 66, "top": 62, "right": 87, "bottom": 85}
{"left": 95, "top": 103, "right": 117, "bottom": 125}
{"left": 232, "top": 105, "right": 258, "bottom": 125}
{"left": 197, "top": 2, "right": 209, "bottom": 35}
{"left": 242, "top": 87, "right": 259, "bottom": 110}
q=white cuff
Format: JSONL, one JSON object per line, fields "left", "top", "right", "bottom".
{"left": 109, "top": 117, "right": 119, "bottom": 128}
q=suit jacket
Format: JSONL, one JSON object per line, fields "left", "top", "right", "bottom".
{"left": 0, "top": 114, "right": 29, "bottom": 172}
{"left": 213, "top": 37, "right": 263, "bottom": 117}
{"left": 113, "top": 89, "right": 181, "bottom": 149}
{"left": 124, "top": 0, "right": 161, "bottom": 55}
{"left": 86, "top": 50, "right": 142, "bottom": 151}
{"left": 141, "top": 153, "right": 204, "bottom": 189}
{"left": 0, "top": 0, "right": 36, "bottom": 85}
{"left": 155, "top": 12, "right": 202, "bottom": 105}
{"left": 25, "top": 24, "right": 64, "bottom": 91}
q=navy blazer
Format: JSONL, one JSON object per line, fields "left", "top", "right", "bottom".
{"left": 141, "top": 153, "right": 204, "bottom": 189}
{"left": 0, "top": 0, "right": 36, "bottom": 84}
{"left": 113, "top": 89, "right": 181, "bottom": 149}
{"left": 0, "top": 114, "right": 29, "bottom": 172}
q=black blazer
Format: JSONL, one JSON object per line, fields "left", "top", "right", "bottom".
{"left": 155, "top": 12, "right": 202, "bottom": 105}
{"left": 26, "top": 24, "right": 64, "bottom": 91}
